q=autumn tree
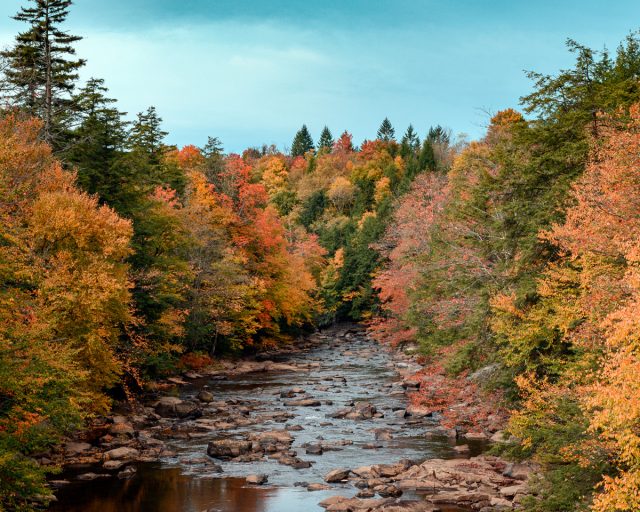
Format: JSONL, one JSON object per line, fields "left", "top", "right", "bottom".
{"left": 0, "top": 114, "right": 133, "bottom": 509}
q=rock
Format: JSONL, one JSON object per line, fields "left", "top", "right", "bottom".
{"left": 319, "top": 496, "right": 347, "bottom": 509}
{"left": 207, "top": 439, "right": 252, "bottom": 459}
{"left": 77, "top": 473, "right": 110, "bottom": 481}
{"left": 248, "top": 430, "right": 293, "bottom": 445}
{"left": 64, "top": 442, "right": 92, "bottom": 456}
{"left": 464, "top": 431, "right": 488, "bottom": 441}
{"left": 352, "top": 465, "right": 378, "bottom": 479}
{"left": 352, "top": 402, "right": 376, "bottom": 419}
{"left": 306, "top": 444, "right": 323, "bottom": 455}
{"left": 103, "top": 460, "right": 126, "bottom": 470}
{"left": 324, "top": 468, "right": 351, "bottom": 483}
{"left": 401, "top": 380, "right": 421, "bottom": 389}
{"left": 491, "top": 430, "right": 509, "bottom": 443}
{"left": 374, "top": 429, "right": 394, "bottom": 441}
{"left": 308, "top": 483, "right": 331, "bottom": 491}
{"left": 109, "top": 423, "right": 134, "bottom": 436}
{"left": 291, "top": 460, "right": 313, "bottom": 469}
{"left": 405, "top": 404, "right": 432, "bottom": 418}
{"left": 503, "top": 462, "right": 532, "bottom": 480}
{"left": 117, "top": 466, "right": 137, "bottom": 479}
{"left": 453, "top": 444, "right": 470, "bottom": 453}
{"left": 104, "top": 447, "right": 139, "bottom": 460}
{"left": 500, "top": 484, "right": 527, "bottom": 497}
{"left": 375, "top": 484, "right": 403, "bottom": 498}
{"left": 467, "top": 363, "right": 500, "bottom": 383}
{"left": 356, "top": 489, "right": 376, "bottom": 498}
{"left": 286, "top": 425, "right": 304, "bottom": 431}
{"left": 377, "top": 460, "right": 412, "bottom": 477}
{"left": 154, "top": 396, "right": 183, "bottom": 417}
{"left": 175, "top": 401, "right": 201, "bottom": 418}
{"left": 491, "top": 497, "right": 514, "bottom": 507}
{"left": 167, "top": 376, "right": 188, "bottom": 385}
{"left": 284, "top": 399, "right": 321, "bottom": 407}
{"left": 49, "top": 480, "right": 71, "bottom": 487}
{"left": 198, "top": 390, "right": 214, "bottom": 403}
{"left": 246, "top": 474, "right": 268, "bottom": 485}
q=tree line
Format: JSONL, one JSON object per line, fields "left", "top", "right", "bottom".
{"left": 373, "top": 34, "right": 640, "bottom": 511}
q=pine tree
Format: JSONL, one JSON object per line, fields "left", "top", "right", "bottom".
{"left": 377, "top": 117, "right": 395, "bottom": 142}
{"left": 1, "top": 0, "right": 85, "bottom": 146}
{"left": 67, "top": 78, "right": 128, "bottom": 198}
{"left": 418, "top": 138, "right": 436, "bottom": 172}
{"left": 426, "top": 125, "right": 450, "bottom": 145}
{"left": 201, "top": 136, "right": 225, "bottom": 184}
{"left": 401, "top": 124, "right": 420, "bottom": 155}
{"left": 202, "top": 136, "right": 223, "bottom": 158}
{"left": 317, "top": 125, "right": 334, "bottom": 151}
{"left": 291, "top": 124, "right": 314, "bottom": 157}
{"left": 129, "top": 106, "right": 168, "bottom": 160}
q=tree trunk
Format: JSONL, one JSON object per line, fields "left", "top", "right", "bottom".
{"left": 43, "top": 2, "right": 52, "bottom": 143}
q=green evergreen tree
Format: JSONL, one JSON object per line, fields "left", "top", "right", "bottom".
{"left": 317, "top": 125, "right": 334, "bottom": 151}
{"left": 129, "top": 106, "right": 168, "bottom": 160}
{"left": 377, "top": 117, "right": 395, "bottom": 141}
{"left": 1, "top": 0, "right": 85, "bottom": 146}
{"left": 426, "top": 125, "right": 450, "bottom": 145}
{"left": 418, "top": 138, "right": 436, "bottom": 171}
{"left": 67, "top": 78, "right": 128, "bottom": 199}
{"left": 201, "top": 136, "right": 225, "bottom": 185}
{"left": 400, "top": 124, "right": 420, "bottom": 155}
{"left": 291, "top": 124, "right": 314, "bottom": 157}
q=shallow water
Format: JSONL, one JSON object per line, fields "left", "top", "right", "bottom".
{"left": 50, "top": 331, "right": 474, "bottom": 512}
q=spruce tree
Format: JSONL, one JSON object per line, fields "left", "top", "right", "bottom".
{"left": 418, "top": 138, "right": 436, "bottom": 172}
{"left": 291, "top": 124, "right": 314, "bottom": 157}
{"left": 426, "top": 124, "right": 450, "bottom": 145}
{"left": 201, "top": 136, "right": 225, "bottom": 185}
{"left": 129, "top": 106, "right": 168, "bottom": 161}
{"left": 377, "top": 117, "right": 395, "bottom": 142}
{"left": 400, "top": 124, "right": 420, "bottom": 155}
{"left": 2, "top": 0, "right": 85, "bottom": 146}
{"left": 317, "top": 125, "right": 334, "bottom": 151}
{"left": 67, "top": 78, "right": 128, "bottom": 199}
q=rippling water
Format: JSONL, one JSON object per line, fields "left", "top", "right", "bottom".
{"left": 50, "top": 330, "right": 475, "bottom": 512}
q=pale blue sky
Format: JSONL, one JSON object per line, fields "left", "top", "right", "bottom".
{"left": 1, "top": 1, "right": 639, "bottom": 152}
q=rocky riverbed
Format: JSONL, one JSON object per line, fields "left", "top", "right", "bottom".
{"left": 48, "top": 325, "right": 532, "bottom": 512}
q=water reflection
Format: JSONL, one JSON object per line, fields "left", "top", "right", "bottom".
{"left": 50, "top": 465, "right": 276, "bottom": 512}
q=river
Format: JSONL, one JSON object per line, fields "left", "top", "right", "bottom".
{"left": 50, "top": 326, "right": 477, "bottom": 512}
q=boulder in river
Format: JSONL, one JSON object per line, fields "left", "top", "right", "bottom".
{"left": 207, "top": 439, "right": 252, "bottom": 459}
{"left": 246, "top": 474, "right": 268, "bottom": 485}
{"left": 324, "top": 468, "right": 351, "bottom": 483}
{"left": 283, "top": 398, "right": 321, "bottom": 407}
{"left": 104, "top": 447, "right": 139, "bottom": 460}
{"left": 64, "top": 442, "right": 92, "bottom": 456}
{"left": 198, "top": 390, "right": 214, "bottom": 403}
{"left": 154, "top": 396, "right": 183, "bottom": 417}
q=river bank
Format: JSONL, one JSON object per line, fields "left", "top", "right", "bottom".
{"left": 46, "top": 325, "right": 531, "bottom": 511}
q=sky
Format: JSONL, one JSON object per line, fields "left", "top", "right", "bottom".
{"left": 1, "top": 0, "right": 639, "bottom": 153}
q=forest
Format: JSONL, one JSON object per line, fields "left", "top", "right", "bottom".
{"left": 2, "top": 1, "right": 640, "bottom": 511}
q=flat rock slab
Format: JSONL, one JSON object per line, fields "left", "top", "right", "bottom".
{"left": 284, "top": 399, "right": 321, "bottom": 407}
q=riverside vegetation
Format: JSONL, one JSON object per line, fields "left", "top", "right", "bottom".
{"left": 2, "top": 1, "right": 640, "bottom": 511}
